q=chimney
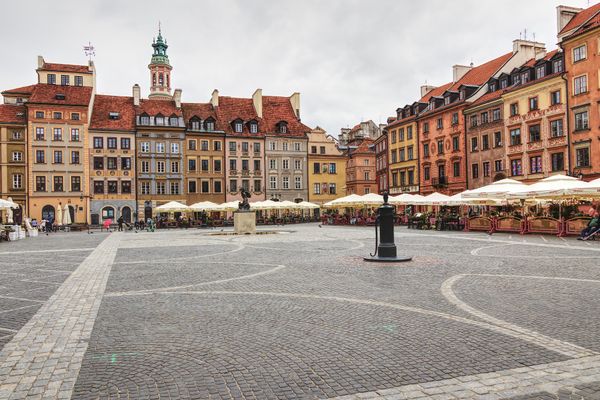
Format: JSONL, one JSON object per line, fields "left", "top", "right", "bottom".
{"left": 133, "top": 84, "right": 140, "bottom": 106}
{"left": 37, "top": 56, "right": 44, "bottom": 69}
{"left": 211, "top": 89, "right": 219, "bottom": 107}
{"left": 290, "top": 92, "right": 301, "bottom": 119}
{"left": 420, "top": 85, "right": 436, "bottom": 98}
{"left": 172, "top": 88, "right": 182, "bottom": 108}
{"left": 557, "top": 5, "right": 583, "bottom": 40}
{"left": 252, "top": 88, "right": 263, "bottom": 118}
{"left": 453, "top": 64, "right": 472, "bottom": 83}
{"left": 512, "top": 39, "right": 546, "bottom": 60}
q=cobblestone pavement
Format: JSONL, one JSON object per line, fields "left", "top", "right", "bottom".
{"left": 0, "top": 225, "right": 599, "bottom": 399}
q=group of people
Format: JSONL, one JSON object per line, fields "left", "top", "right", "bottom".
{"left": 30, "top": 217, "right": 57, "bottom": 234}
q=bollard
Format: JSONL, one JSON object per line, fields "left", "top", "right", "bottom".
{"left": 364, "top": 192, "right": 412, "bottom": 262}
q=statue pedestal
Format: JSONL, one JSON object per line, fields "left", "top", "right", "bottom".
{"left": 234, "top": 211, "right": 256, "bottom": 234}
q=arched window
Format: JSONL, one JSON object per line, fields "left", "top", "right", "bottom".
{"left": 42, "top": 205, "right": 55, "bottom": 221}
{"left": 277, "top": 121, "right": 288, "bottom": 134}
{"left": 101, "top": 206, "right": 115, "bottom": 221}
{"left": 121, "top": 206, "right": 132, "bottom": 223}
{"left": 153, "top": 73, "right": 157, "bottom": 85}
{"left": 159, "top": 73, "right": 164, "bottom": 86}
{"left": 67, "top": 205, "right": 75, "bottom": 223}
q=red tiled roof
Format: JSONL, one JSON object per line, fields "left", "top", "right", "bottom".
{"left": 181, "top": 102, "right": 216, "bottom": 121}
{"left": 468, "top": 90, "right": 503, "bottom": 108}
{"left": 90, "top": 95, "right": 136, "bottom": 131}
{"left": 452, "top": 52, "right": 512, "bottom": 90}
{"left": 0, "top": 104, "right": 26, "bottom": 124}
{"left": 39, "top": 62, "right": 91, "bottom": 74}
{"left": 559, "top": 2, "right": 600, "bottom": 34}
{"left": 418, "top": 82, "right": 453, "bottom": 103}
{"left": 352, "top": 138, "right": 375, "bottom": 154}
{"left": 262, "top": 96, "right": 311, "bottom": 136}
{"left": 1, "top": 85, "right": 36, "bottom": 96}
{"left": 28, "top": 84, "right": 92, "bottom": 106}
{"left": 348, "top": 122, "right": 362, "bottom": 134}
{"left": 215, "top": 96, "right": 258, "bottom": 136}
{"left": 136, "top": 99, "right": 182, "bottom": 117}
{"left": 572, "top": 11, "right": 600, "bottom": 35}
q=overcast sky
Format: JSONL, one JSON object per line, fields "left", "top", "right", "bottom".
{"left": 2, "top": 0, "right": 592, "bottom": 136}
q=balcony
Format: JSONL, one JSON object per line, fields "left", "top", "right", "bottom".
{"left": 431, "top": 176, "right": 447, "bottom": 188}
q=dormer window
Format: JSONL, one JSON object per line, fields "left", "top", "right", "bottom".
{"left": 536, "top": 65, "right": 545, "bottom": 79}
{"left": 249, "top": 121, "right": 258, "bottom": 134}
{"left": 55, "top": 94, "right": 65, "bottom": 100}
{"left": 190, "top": 118, "right": 201, "bottom": 130}
{"left": 140, "top": 114, "right": 150, "bottom": 125}
{"left": 512, "top": 74, "right": 521, "bottom": 85}
{"left": 500, "top": 79, "right": 508, "bottom": 89}
{"left": 552, "top": 59, "right": 563, "bottom": 74}
{"left": 108, "top": 112, "right": 119, "bottom": 120}
{"left": 47, "top": 74, "right": 56, "bottom": 85}
{"left": 459, "top": 90, "right": 465, "bottom": 101}
{"left": 444, "top": 96, "right": 451, "bottom": 105}
{"left": 233, "top": 120, "right": 243, "bottom": 133}
{"left": 429, "top": 99, "right": 435, "bottom": 110}
{"left": 169, "top": 115, "right": 179, "bottom": 126}
{"left": 521, "top": 72, "right": 529, "bottom": 84}
{"left": 205, "top": 118, "right": 215, "bottom": 131}
{"left": 276, "top": 121, "right": 288, "bottom": 134}
{"left": 156, "top": 114, "right": 165, "bottom": 126}
{"left": 489, "top": 82, "right": 497, "bottom": 92}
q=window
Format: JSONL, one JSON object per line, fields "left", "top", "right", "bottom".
{"left": 482, "top": 135, "right": 489, "bottom": 150}
{"left": 494, "top": 132, "right": 502, "bottom": 147}
{"left": 483, "top": 162, "right": 490, "bottom": 177}
{"left": 424, "top": 166, "right": 430, "bottom": 181}
{"left": 399, "top": 128, "right": 405, "bottom": 141}
{"left": 35, "top": 127, "right": 45, "bottom": 140}
{"left": 157, "top": 161, "right": 165, "bottom": 173}
{"left": 511, "top": 159, "right": 523, "bottom": 176}
{"left": 472, "top": 163, "right": 479, "bottom": 179}
{"left": 510, "top": 128, "right": 521, "bottom": 145}
{"left": 242, "top": 142, "right": 249, "bottom": 153}
{"left": 574, "top": 111, "right": 589, "bottom": 131}
{"left": 252, "top": 180, "right": 260, "bottom": 192}
{"left": 121, "top": 157, "right": 131, "bottom": 170}
{"left": 71, "top": 151, "right": 80, "bottom": 164}
{"left": 495, "top": 160, "right": 503, "bottom": 172}
{"left": 107, "top": 137, "right": 117, "bottom": 149}
{"left": 550, "top": 90, "right": 561, "bottom": 105}
{"left": 157, "top": 181, "right": 166, "bottom": 195}
{"left": 268, "top": 141, "right": 276, "bottom": 151}
{"left": 270, "top": 176, "right": 277, "bottom": 189}
{"left": 234, "top": 121, "right": 243, "bottom": 133}
{"left": 550, "top": 120, "right": 564, "bottom": 137}
{"left": 399, "top": 148, "right": 405, "bottom": 161}
{"left": 214, "top": 181, "right": 222, "bottom": 193}
{"left": 230, "top": 159, "right": 237, "bottom": 171}
{"left": 53, "top": 150, "right": 63, "bottom": 164}
{"left": 169, "top": 116, "right": 178, "bottom": 126}
{"left": 36, "top": 150, "right": 45, "bottom": 163}
{"left": 215, "top": 159, "right": 223, "bottom": 172}
{"left": 74, "top": 76, "right": 83, "bottom": 86}
{"left": 530, "top": 156, "right": 542, "bottom": 174}
{"left": 108, "top": 181, "right": 118, "bottom": 194}
{"left": 140, "top": 182, "right": 150, "bottom": 195}
{"left": 229, "top": 142, "right": 237, "bottom": 153}
{"left": 492, "top": 108, "right": 501, "bottom": 121}
{"left": 107, "top": 157, "right": 117, "bottom": 170}
{"left": 452, "top": 113, "right": 458, "bottom": 125}
{"left": 241, "top": 180, "right": 250, "bottom": 192}
{"left": 12, "top": 174, "right": 22, "bottom": 189}
{"left": 229, "top": 179, "right": 237, "bottom": 192}
{"left": 201, "top": 181, "right": 210, "bottom": 193}
{"left": 156, "top": 143, "right": 165, "bottom": 153}
{"left": 500, "top": 78, "right": 508, "bottom": 89}
{"left": 53, "top": 128, "right": 62, "bottom": 141}
{"left": 11, "top": 151, "right": 23, "bottom": 162}
{"left": 294, "top": 142, "right": 302, "bottom": 151}
{"left": 437, "top": 118, "right": 443, "bottom": 129}
{"left": 551, "top": 152, "right": 564, "bottom": 172}
{"left": 93, "top": 137, "right": 103, "bottom": 149}
{"left": 92, "top": 156, "right": 103, "bottom": 170}
{"left": 313, "top": 183, "right": 321, "bottom": 194}
{"left": 364, "top": 159, "right": 369, "bottom": 166}
{"left": 452, "top": 136, "right": 459, "bottom": 151}
{"left": 53, "top": 112, "right": 62, "bottom": 120}
{"left": 282, "top": 142, "right": 289, "bottom": 151}
{"left": 121, "top": 181, "right": 131, "bottom": 194}
{"left": 510, "top": 103, "right": 519, "bottom": 116}
{"left": 521, "top": 72, "right": 530, "bottom": 84}
{"left": 198, "top": 140, "right": 207, "bottom": 151}
{"left": 270, "top": 159, "right": 277, "bottom": 170}
{"left": 141, "top": 142, "right": 150, "bottom": 153}
{"left": 71, "top": 112, "right": 80, "bottom": 121}
{"left": 576, "top": 147, "right": 590, "bottom": 167}
{"left": 408, "top": 170, "right": 414, "bottom": 185}
{"left": 47, "top": 74, "right": 56, "bottom": 84}
{"left": 279, "top": 124, "right": 288, "bottom": 134}
{"left": 241, "top": 159, "right": 249, "bottom": 171}
{"left": 453, "top": 162, "right": 460, "bottom": 177}
{"left": 481, "top": 112, "right": 489, "bottom": 124}
{"left": 141, "top": 160, "right": 150, "bottom": 173}
{"left": 552, "top": 59, "right": 563, "bottom": 73}
{"left": 53, "top": 176, "right": 64, "bottom": 192}
{"left": 329, "top": 163, "right": 336, "bottom": 174}
{"left": 471, "top": 137, "right": 478, "bottom": 152}
{"left": 529, "top": 97, "right": 538, "bottom": 111}
{"left": 36, "top": 176, "right": 46, "bottom": 192}
{"left": 573, "top": 44, "right": 587, "bottom": 62}
{"left": 215, "top": 141, "right": 223, "bottom": 152}
{"left": 437, "top": 140, "right": 444, "bottom": 155}
{"left": 294, "top": 159, "right": 301, "bottom": 170}
{"left": 311, "top": 145, "right": 317, "bottom": 154}
{"left": 171, "top": 161, "right": 179, "bottom": 173}
{"left": 295, "top": 176, "right": 302, "bottom": 189}
{"left": 170, "top": 182, "right": 180, "bottom": 195}
{"left": 188, "top": 140, "right": 197, "bottom": 150}
{"left": 188, "top": 159, "right": 196, "bottom": 171}
{"left": 70, "top": 128, "right": 80, "bottom": 142}
{"left": 423, "top": 122, "right": 429, "bottom": 133}
{"left": 140, "top": 115, "right": 150, "bottom": 125}
{"left": 423, "top": 143, "right": 429, "bottom": 157}
{"left": 205, "top": 120, "right": 215, "bottom": 131}
{"left": 529, "top": 124, "right": 541, "bottom": 142}
{"left": 156, "top": 115, "right": 165, "bottom": 126}
{"left": 249, "top": 122, "right": 258, "bottom": 133}
{"left": 35, "top": 111, "right": 44, "bottom": 120}
{"left": 171, "top": 143, "right": 179, "bottom": 154}
{"left": 364, "top": 171, "right": 370, "bottom": 180}
{"left": 574, "top": 75, "right": 587, "bottom": 95}
{"left": 470, "top": 115, "right": 478, "bottom": 128}
{"left": 536, "top": 65, "right": 546, "bottom": 79}
{"left": 61, "top": 75, "right": 70, "bottom": 86}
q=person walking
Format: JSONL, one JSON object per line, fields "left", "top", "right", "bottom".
{"left": 117, "top": 216, "right": 124, "bottom": 232}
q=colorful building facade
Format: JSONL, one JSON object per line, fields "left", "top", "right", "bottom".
{"left": 345, "top": 138, "right": 376, "bottom": 195}
{"left": 0, "top": 104, "right": 27, "bottom": 222}
{"left": 306, "top": 127, "right": 345, "bottom": 204}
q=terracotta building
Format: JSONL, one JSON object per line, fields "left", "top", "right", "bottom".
{"left": 306, "top": 127, "right": 345, "bottom": 205}
{"left": 345, "top": 138, "right": 376, "bottom": 195}
{"left": 374, "top": 132, "right": 388, "bottom": 194}
{"left": 0, "top": 104, "right": 27, "bottom": 223}
{"left": 558, "top": 3, "right": 600, "bottom": 180}
{"left": 88, "top": 95, "right": 137, "bottom": 224}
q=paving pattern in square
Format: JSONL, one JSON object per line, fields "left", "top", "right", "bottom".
{"left": 0, "top": 225, "right": 599, "bottom": 399}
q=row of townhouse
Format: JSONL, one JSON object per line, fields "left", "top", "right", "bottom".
{"left": 0, "top": 29, "right": 346, "bottom": 224}
{"left": 379, "top": 3, "right": 600, "bottom": 196}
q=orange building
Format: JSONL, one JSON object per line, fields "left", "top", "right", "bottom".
{"left": 345, "top": 138, "right": 376, "bottom": 195}
{"left": 558, "top": 3, "right": 600, "bottom": 180}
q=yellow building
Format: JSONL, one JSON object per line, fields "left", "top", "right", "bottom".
{"left": 386, "top": 105, "right": 420, "bottom": 194}
{"left": 306, "top": 127, "right": 345, "bottom": 204}
{"left": 0, "top": 104, "right": 27, "bottom": 223}
{"left": 501, "top": 50, "right": 568, "bottom": 182}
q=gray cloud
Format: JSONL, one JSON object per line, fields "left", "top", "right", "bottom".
{"left": 2, "top": 0, "right": 589, "bottom": 135}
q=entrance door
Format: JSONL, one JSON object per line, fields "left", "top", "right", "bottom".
{"left": 68, "top": 205, "right": 75, "bottom": 223}
{"left": 41, "top": 205, "right": 55, "bottom": 221}
{"left": 121, "top": 206, "right": 132, "bottom": 223}
{"left": 102, "top": 206, "right": 115, "bottom": 221}
{"left": 144, "top": 204, "right": 152, "bottom": 221}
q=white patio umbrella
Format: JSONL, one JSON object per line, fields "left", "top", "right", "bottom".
{"left": 190, "top": 201, "right": 219, "bottom": 211}
{"left": 412, "top": 192, "right": 451, "bottom": 205}
{"left": 214, "top": 201, "right": 241, "bottom": 212}
{"left": 328, "top": 194, "right": 366, "bottom": 208}
{"left": 389, "top": 193, "right": 418, "bottom": 205}
{"left": 444, "top": 191, "right": 501, "bottom": 206}
{"left": 572, "top": 177, "right": 600, "bottom": 196}
{"left": 463, "top": 178, "right": 529, "bottom": 199}
{"left": 156, "top": 201, "right": 191, "bottom": 212}
{"left": 360, "top": 193, "right": 384, "bottom": 205}
{"left": 507, "top": 174, "right": 594, "bottom": 199}
{"left": 250, "top": 200, "right": 280, "bottom": 210}
{"left": 62, "top": 204, "right": 72, "bottom": 225}
{"left": 5, "top": 197, "right": 14, "bottom": 224}
{"left": 297, "top": 201, "right": 320, "bottom": 209}
{"left": 56, "top": 203, "right": 63, "bottom": 226}
{"left": 278, "top": 200, "right": 302, "bottom": 209}
{"left": 0, "top": 198, "right": 19, "bottom": 210}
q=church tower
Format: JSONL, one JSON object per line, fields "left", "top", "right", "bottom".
{"left": 148, "top": 25, "right": 172, "bottom": 99}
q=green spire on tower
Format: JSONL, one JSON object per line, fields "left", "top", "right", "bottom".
{"left": 151, "top": 23, "right": 170, "bottom": 66}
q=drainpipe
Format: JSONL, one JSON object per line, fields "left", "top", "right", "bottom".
{"left": 558, "top": 44, "right": 571, "bottom": 175}
{"left": 463, "top": 111, "right": 469, "bottom": 192}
